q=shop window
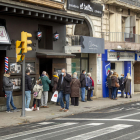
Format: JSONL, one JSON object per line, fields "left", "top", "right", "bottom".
{"left": 31, "top": 77, "right": 36, "bottom": 87}
{"left": 81, "top": 59, "right": 88, "bottom": 74}
{"left": 10, "top": 63, "right": 21, "bottom": 74}
{"left": 38, "top": 25, "right": 53, "bottom": 50}
{"left": 72, "top": 58, "right": 80, "bottom": 78}
{"left": 111, "top": 63, "right": 115, "bottom": 70}
{"left": 26, "top": 62, "right": 35, "bottom": 73}
{"left": 81, "top": 53, "right": 88, "bottom": 58}
{"left": 11, "top": 78, "right": 21, "bottom": 91}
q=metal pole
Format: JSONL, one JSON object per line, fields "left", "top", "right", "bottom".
{"left": 21, "top": 58, "right": 25, "bottom": 117}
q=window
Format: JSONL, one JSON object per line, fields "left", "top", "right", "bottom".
{"left": 10, "top": 63, "right": 21, "bottom": 74}
{"left": 26, "top": 62, "right": 35, "bottom": 73}
{"left": 11, "top": 78, "right": 21, "bottom": 91}
{"left": 38, "top": 25, "right": 53, "bottom": 50}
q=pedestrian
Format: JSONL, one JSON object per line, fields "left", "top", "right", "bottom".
{"left": 32, "top": 80, "right": 43, "bottom": 111}
{"left": 73, "top": 72, "right": 78, "bottom": 79}
{"left": 25, "top": 69, "right": 32, "bottom": 111}
{"left": 125, "top": 73, "right": 132, "bottom": 98}
{"left": 3, "top": 70, "right": 20, "bottom": 113}
{"left": 111, "top": 72, "right": 119, "bottom": 100}
{"left": 41, "top": 71, "right": 51, "bottom": 108}
{"left": 90, "top": 76, "right": 94, "bottom": 97}
{"left": 120, "top": 74, "right": 125, "bottom": 98}
{"left": 86, "top": 73, "right": 93, "bottom": 101}
{"left": 116, "top": 73, "right": 119, "bottom": 99}
{"left": 107, "top": 71, "right": 112, "bottom": 99}
{"left": 70, "top": 74, "right": 81, "bottom": 106}
{"left": 80, "top": 70, "right": 86, "bottom": 102}
{"left": 52, "top": 72, "right": 59, "bottom": 105}
{"left": 57, "top": 68, "right": 71, "bottom": 112}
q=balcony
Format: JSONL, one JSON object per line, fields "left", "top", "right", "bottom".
{"left": 101, "top": 32, "right": 140, "bottom": 44}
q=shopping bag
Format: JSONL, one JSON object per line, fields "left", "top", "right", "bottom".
{"left": 51, "top": 91, "right": 58, "bottom": 102}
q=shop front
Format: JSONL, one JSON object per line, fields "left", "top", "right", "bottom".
{"left": 102, "top": 50, "right": 135, "bottom": 98}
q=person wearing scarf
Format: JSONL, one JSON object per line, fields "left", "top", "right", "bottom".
{"left": 90, "top": 77, "right": 94, "bottom": 97}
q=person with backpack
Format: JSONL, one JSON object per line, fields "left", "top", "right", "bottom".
{"left": 51, "top": 72, "right": 59, "bottom": 105}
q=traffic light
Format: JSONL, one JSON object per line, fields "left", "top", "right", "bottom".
{"left": 21, "top": 31, "right": 32, "bottom": 53}
{"left": 16, "top": 40, "right": 25, "bottom": 62}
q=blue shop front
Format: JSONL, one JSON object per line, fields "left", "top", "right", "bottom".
{"left": 102, "top": 50, "right": 136, "bottom": 98}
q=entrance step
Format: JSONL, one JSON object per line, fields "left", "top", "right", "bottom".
{"left": 0, "top": 104, "right": 6, "bottom": 112}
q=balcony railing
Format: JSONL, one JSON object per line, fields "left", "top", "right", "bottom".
{"left": 101, "top": 32, "right": 140, "bottom": 43}
{"left": 117, "top": 0, "right": 140, "bottom": 7}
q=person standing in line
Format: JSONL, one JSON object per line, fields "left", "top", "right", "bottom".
{"left": 57, "top": 68, "right": 71, "bottom": 112}
{"left": 3, "top": 70, "right": 20, "bottom": 113}
{"left": 73, "top": 72, "right": 78, "bottom": 79}
{"left": 90, "top": 75, "right": 94, "bottom": 97}
{"left": 125, "top": 73, "right": 132, "bottom": 98}
{"left": 80, "top": 70, "right": 86, "bottom": 102}
{"left": 107, "top": 71, "right": 112, "bottom": 99}
{"left": 86, "top": 73, "right": 93, "bottom": 101}
{"left": 25, "top": 69, "right": 32, "bottom": 111}
{"left": 70, "top": 74, "right": 81, "bottom": 106}
{"left": 116, "top": 73, "right": 119, "bottom": 99}
{"left": 51, "top": 72, "right": 59, "bottom": 105}
{"left": 120, "top": 74, "right": 125, "bottom": 98}
{"left": 41, "top": 71, "right": 51, "bottom": 108}
{"left": 111, "top": 72, "right": 119, "bottom": 100}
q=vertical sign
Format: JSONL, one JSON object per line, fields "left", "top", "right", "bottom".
{"left": 97, "top": 58, "right": 101, "bottom": 84}
{"left": 5, "top": 57, "right": 8, "bottom": 73}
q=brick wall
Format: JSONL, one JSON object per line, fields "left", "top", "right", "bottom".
{"left": 134, "top": 62, "right": 140, "bottom": 84}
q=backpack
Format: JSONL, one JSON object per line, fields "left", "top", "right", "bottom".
{"left": 51, "top": 78, "right": 54, "bottom": 87}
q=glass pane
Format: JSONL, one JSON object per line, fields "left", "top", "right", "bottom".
{"left": 71, "top": 58, "right": 80, "bottom": 78}
{"left": 81, "top": 53, "right": 88, "bottom": 58}
{"left": 31, "top": 77, "right": 36, "bottom": 87}
{"left": 10, "top": 63, "right": 21, "bottom": 74}
{"left": 81, "top": 59, "right": 88, "bottom": 73}
{"left": 11, "top": 78, "right": 21, "bottom": 91}
{"left": 26, "top": 62, "right": 35, "bottom": 73}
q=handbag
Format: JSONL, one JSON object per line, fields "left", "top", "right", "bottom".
{"left": 90, "top": 86, "right": 94, "bottom": 90}
{"left": 115, "top": 82, "right": 120, "bottom": 88}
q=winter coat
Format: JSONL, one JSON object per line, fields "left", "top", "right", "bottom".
{"left": 25, "top": 74, "right": 32, "bottom": 91}
{"left": 90, "top": 77, "right": 94, "bottom": 87}
{"left": 107, "top": 76, "right": 112, "bottom": 88}
{"left": 70, "top": 78, "right": 81, "bottom": 97}
{"left": 86, "top": 76, "right": 92, "bottom": 90}
{"left": 57, "top": 73, "right": 72, "bottom": 94}
{"left": 125, "top": 78, "right": 131, "bottom": 93}
{"left": 80, "top": 73, "right": 86, "bottom": 87}
{"left": 119, "top": 77, "right": 125, "bottom": 91}
{"left": 41, "top": 75, "right": 51, "bottom": 91}
{"left": 3, "top": 74, "right": 13, "bottom": 91}
{"left": 52, "top": 76, "right": 59, "bottom": 93}
{"left": 33, "top": 84, "right": 43, "bottom": 99}
{"left": 111, "top": 76, "right": 118, "bottom": 87}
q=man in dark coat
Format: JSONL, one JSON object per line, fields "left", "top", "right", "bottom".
{"left": 107, "top": 71, "right": 112, "bottom": 99}
{"left": 80, "top": 70, "right": 86, "bottom": 102}
{"left": 57, "top": 68, "right": 71, "bottom": 112}
{"left": 25, "top": 69, "right": 32, "bottom": 111}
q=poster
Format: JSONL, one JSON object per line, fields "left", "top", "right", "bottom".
{"left": 97, "top": 58, "right": 101, "bottom": 84}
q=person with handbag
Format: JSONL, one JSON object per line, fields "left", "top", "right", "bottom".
{"left": 32, "top": 80, "right": 43, "bottom": 111}
{"left": 111, "top": 72, "right": 119, "bottom": 100}
{"left": 70, "top": 74, "right": 81, "bottom": 106}
{"left": 86, "top": 73, "right": 93, "bottom": 101}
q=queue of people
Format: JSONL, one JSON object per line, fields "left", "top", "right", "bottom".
{"left": 107, "top": 71, "right": 132, "bottom": 100}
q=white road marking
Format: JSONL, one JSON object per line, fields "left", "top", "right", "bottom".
{"left": 114, "top": 112, "right": 140, "bottom": 119}
{"left": 0, "top": 123, "right": 77, "bottom": 140}
{"left": 133, "top": 137, "right": 140, "bottom": 140}
{"left": 37, "top": 122, "right": 54, "bottom": 125}
{"left": 65, "top": 124, "right": 132, "bottom": 140}
{"left": 23, "top": 123, "right": 104, "bottom": 140}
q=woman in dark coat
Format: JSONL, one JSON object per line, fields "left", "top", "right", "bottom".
{"left": 120, "top": 74, "right": 125, "bottom": 98}
{"left": 107, "top": 71, "right": 112, "bottom": 99}
{"left": 125, "top": 73, "right": 131, "bottom": 98}
{"left": 70, "top": 74, "right": 81, "bottom": 106}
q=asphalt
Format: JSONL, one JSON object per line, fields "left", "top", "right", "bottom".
{"left": 1, "top": 101, "right": 140, "bottom": 140}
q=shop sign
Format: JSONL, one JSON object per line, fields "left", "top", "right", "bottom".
{"left": 80, "top": 36, "right": 104, "bottom": 54}
{"left": 137, "top": 53, "right": 140, "bottom": 61}
{"left": 67, "top": 0, "right": 103, "bottom": 17}
{"left": 108, "top": 51, "right": 135, "bottom": 61}
{"left": 65, "top": 46, "right": 81, "bottom": 53}
{"left": 0, "top": 26, "right": 10, "bottom": 44}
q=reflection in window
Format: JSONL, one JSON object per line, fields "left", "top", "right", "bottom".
{"left": 72, "top": 58, "right": 80, "bottom": 78}
{"left": 11, "top": 78, "right": 21, "bottom": 91}
{"left": 31, "top": 77, "right": 36, "bottom": 87}
{"left": 26, "top": 63, "right": 35, "bottom": 73}
{"left": 10, "top": 63, "right": 21, "bottom": 74}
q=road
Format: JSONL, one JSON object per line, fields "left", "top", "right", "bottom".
{"left": 1, "top": 101, "right": 140, "bottom": 140}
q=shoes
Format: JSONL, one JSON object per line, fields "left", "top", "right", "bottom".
{"left": 56, "top": 103, "right": 60, "bottom": 106}
{"left": 6, "top": 110, "right": 13, "bottom": 113}
{"left": 125, "top": 97, "right": 128, "bottom": 98}
{"left": 25, "top": 108, "right": 32, "bottom": 111}
{"left": 87, "top": 99, "right": 93, "bottom": 101}
{"left": 44, "top": 106, "right": 49, "bottom": 108}
{"left": 14, "top": 109, "right": 20, "bottom": 112}
{"left": 81, "top": 100, "right": 86, "bottom": 102}
{"left": 64, "top": 109, "right": 69, "bottom": 112}
{"left": 130, "top": 96, "right": 132, "bottom": 98}
{"left": 40, "top": 106, "right": 44, "bottom": 108}
{"left": 32, "top": 107, "right": 34, "bottom": 110}
{"left": 37, "top": 107, "right": 39, "bottom": 111}
{"left": 59, "top": 108, "right": 65, "bottom": 112}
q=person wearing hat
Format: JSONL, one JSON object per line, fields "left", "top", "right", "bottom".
{"left": 119, "top": 74, "right": 125, "bottom": 98}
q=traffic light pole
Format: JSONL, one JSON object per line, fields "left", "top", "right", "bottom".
{"left": 21, "top": 58, "right": 25, "bottom": 117}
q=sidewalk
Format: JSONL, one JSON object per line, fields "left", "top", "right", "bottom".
{"left": 0, "top": 94, "right": 140, "bottom": 128}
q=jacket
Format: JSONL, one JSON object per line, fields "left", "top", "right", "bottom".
{"left": 90, "top": 77, "right": 94, "bottom": 87}
{"left": 25, "top": 74, "right": 32, "bottom": 91}
{"left": 33, "top": 84, "right": 43, "bottom": 99}
{"left": 70, "top": 78, "right": 81, "bottom": 97}
{"left": 111, "top": 76, "right": 118, "bottom": 87}
{"left": 52, "top": 76, "right": 59, "bottom": 93}
{"left": 80, "top": 73, "right": 86, "bottom": 87}
{"left": 57, "top": 73, "right": 72, "bottom": 94}
{"left": 107, "top": 76, "right": 112, "bottom": 88}
{"left": 119, "top": 77, "right": 125, "bottom": 91}
{"left": 3, "top": 74, "right": 13, "bottom": 91}
{"left": 125, "top": 78, "right": 131, "bottom": 93}
{"left": 41, "top": 75, "right": 51, "bottom": 91}
{"left": 86, "top": 76, "right": 92, "bottom": 89}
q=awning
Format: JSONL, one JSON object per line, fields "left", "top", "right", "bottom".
{"left": 0, "top": 0, "right": 84, "bottom": 24}
{"left": 36, "top": 52, "right": 76, "bottom": 58}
